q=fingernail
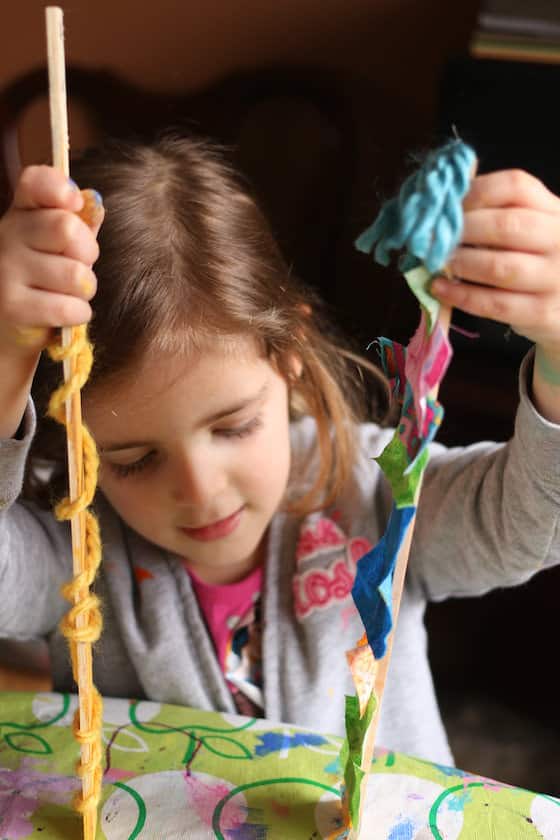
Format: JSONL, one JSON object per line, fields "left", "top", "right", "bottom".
{"left": 68, "top": 177, "right": 79, "bottom": 191}
{"left": 78, "top": 190, "right": 105, "bottom": 227}
{"left": 79, "top": 276, "right": 94, "bottom": 296}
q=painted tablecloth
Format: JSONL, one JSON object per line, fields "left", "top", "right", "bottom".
{"left": 0, "top": 691, "right": 559, "bottom": 839}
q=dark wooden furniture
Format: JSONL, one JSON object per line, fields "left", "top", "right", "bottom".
{"left": 0, "top": 65, "right": 358, "bottom": 304}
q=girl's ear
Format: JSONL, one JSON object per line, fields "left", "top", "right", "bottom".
{"left": 288, "top": 353, "right": 303, "bottom": 381}
{"left": 286, "top": 352, "right": 307, "bottom": 419}
{"left": 269, "top": 347, "right": 303, "bottom": 382}
{"left": 287, "top": 302, "right": 311, "bottom": 378}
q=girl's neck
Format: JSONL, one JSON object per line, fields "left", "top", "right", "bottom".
{"left": 182, "top": 539, "right": 265, "bottom": 586}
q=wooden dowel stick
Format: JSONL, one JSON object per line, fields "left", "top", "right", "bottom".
{"left": 46, "top": 8, "right": 96, "bottom": 839}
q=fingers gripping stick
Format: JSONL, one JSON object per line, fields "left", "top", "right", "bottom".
{"left": 14, "top": 188, "right": 103, "bottom": 349}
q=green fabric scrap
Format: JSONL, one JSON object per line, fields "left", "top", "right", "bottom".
{"left": 375, "top": 431, "right": 429, "bottom": 507}
{"left": 341, "top": 691, "right": 377, "bottom": 827}
{"left": 404, "top": 265, "right": 440, "bottom": 332}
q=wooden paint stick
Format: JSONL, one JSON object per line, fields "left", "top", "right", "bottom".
{"left": 46, "top": 8, "right": 97, "bottom": 839}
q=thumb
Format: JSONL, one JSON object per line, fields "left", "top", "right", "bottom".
{"left": 76, "top": 188, "right": 105, "bottom": 237}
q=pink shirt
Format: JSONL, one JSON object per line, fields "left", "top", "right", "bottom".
{"left": 186, "top": 563, "right": 264, "bottom": 714}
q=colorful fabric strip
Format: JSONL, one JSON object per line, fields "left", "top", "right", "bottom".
{"left": 351, "top": 505, "right": 416, "bottom": 659}
{"left": 405, "top": 311, "right": 452, "bottom": 437}
{"left": 376, "top": 337, "right": 407, "bottom": 401}
{"left": 399, "top": 386, "right": 444, "bottom": 474}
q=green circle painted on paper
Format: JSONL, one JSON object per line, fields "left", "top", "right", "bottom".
{"left": 212, "top": 776, "right": 341, "bottom": 839}
{"left": 428, "top": 782, "right": 560, "bottom": 839}
{"left": 0, "top": 692, "right": 71, "bottom": 731}
{"left": 112, "top": 781, "right": 147, "bottom": 840}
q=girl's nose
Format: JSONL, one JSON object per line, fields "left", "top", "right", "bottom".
{"left": 171, "top": 447, "right": 226, "bottom": 507}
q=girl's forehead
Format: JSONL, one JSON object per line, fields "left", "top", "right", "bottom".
{"left": 83, "top": 336, "right": 286, "bottom": 447}
{"left": 155, "top": 329, "right": 265, "bottom": 365}
{"left": 87, "top": 334, "right": 271, "bottom": 406}
{"left": 145, "top": 334, "right": 266, "bottom": 380}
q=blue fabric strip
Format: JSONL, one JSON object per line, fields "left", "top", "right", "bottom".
{"left": 351, "top": 505, "right": 416, "bottom": 659}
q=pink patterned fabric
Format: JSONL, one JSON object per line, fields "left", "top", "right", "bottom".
{"left": 293, "top": 515, "right": 372, "bottom": 620}
{"left": 405, "top": 311, "right": 452, "bottom": 435}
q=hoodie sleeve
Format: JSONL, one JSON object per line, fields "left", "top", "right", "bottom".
{"left": 408, "top": 351, "right": 560, "bottom": 600}
{"left": 0, "top": 401, "right": 71, "bottom": 638}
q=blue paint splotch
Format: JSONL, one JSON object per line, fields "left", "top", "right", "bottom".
{"left": 226, "top": 824, "right": 268, "bottom": 840}
{"left": 254, "top": 731, "right": 328, "bottom": 757}
{"left": 446, "top": 789, "right": 473, "bottom": 811}
{"left": 324, "top": 756, "right": 341, "bottom": 775}
{"left": 433, "top": 762, "right": 469, "bottom": 779}
{"left": 388, "top": 816, "right": 415, "bottom": 840}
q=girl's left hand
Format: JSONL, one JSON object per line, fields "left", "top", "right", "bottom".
{"left": 431, "top": 169, "right": 560, "bottom": 356}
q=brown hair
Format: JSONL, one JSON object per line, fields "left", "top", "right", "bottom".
{"left": 26, "top": 134, "right": 389, "bottom": 513}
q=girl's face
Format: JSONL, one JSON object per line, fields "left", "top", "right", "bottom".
{"left": 84, "top": 339, "right": 292, "bottom": 585}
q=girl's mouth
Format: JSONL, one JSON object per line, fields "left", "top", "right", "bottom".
{"left": 180, "top": 506, "right": 244, "bottom": 541}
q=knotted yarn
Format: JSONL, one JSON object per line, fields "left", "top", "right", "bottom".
{"left": 355, "top": 139, "right": 476, "bottom": 274}
{"left": 46, "top": 198, "right": 104, "bottom": 824}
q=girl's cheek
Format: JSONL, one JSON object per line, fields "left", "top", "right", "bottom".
{"left": 244, "top": 437, "right": 276, "bottom": 473}
{"left": 96, "top": 475, "right": 141, "bottom": 514}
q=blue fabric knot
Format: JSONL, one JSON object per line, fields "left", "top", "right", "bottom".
{"left": 356, "top": 139, "right": 476, "bottom": 274}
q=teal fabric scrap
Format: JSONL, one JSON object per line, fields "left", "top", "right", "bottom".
{"left": 351, "top": 504, "right": 416, "bottom": 659}
{"left": 376, "top": 337, "right": 407, "bottom": 402}
{"left": 355, "top": 139, "right": 475, "bottom": 274}
{"left": 399, "top": 385, "right": 443, "bottom": 474}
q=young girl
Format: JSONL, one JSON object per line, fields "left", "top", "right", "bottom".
{"left": 0, "top": 136, "right": 559, "bottom": 767}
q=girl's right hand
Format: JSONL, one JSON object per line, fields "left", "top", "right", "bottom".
{"left": 0, "top": 165, "right": 103, "bottom": 355}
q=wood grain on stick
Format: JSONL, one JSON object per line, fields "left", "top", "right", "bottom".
{"left": 46, "top": 8, "right": 96, "bottom": 839}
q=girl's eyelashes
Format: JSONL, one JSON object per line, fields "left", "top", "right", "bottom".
{"left": 104, "top": 416, "right": 263, "bottom": 479}
{"left": 106, "top": 450, "right": 157, "bottom": 479}
{"left": 214, "top": 414, "right": 263, "bottom": 439}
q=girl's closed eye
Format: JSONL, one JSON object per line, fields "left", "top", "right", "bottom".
{"left": 214, "top": 414, "right": 263, "bottom": 440}
{"left": 103, "top": 416, "right": 263, "bottom": 479}
{"left": 106, "top": 450, "right": 158, "bottom": 479}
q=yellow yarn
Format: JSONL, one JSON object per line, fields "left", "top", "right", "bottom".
{"left": 47, "top": 323, "right": 104, "bottom": 821}
{"left": 72, "top": 686, "right": 103, "bottom": 814}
